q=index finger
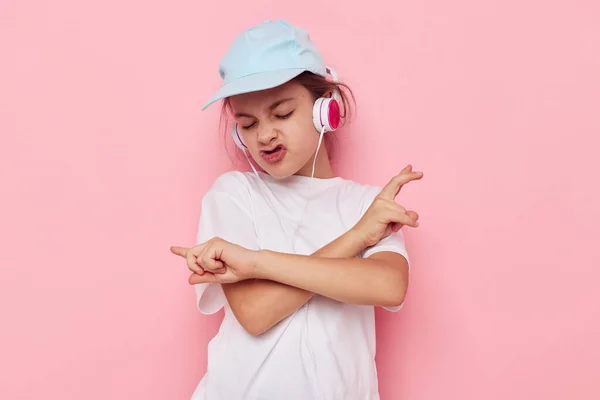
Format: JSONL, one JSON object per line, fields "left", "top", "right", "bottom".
{"left": 170, "top": 246, "right": 189, "bottom": 257}
{"left": 379, "top": 165, "right": 423, "bottom": 199}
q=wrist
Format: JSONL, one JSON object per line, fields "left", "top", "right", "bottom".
{"left": 252, "top": 249, "right": 271, "bottom": 280}
{"left": 346, "top": 227, "right": 368, "bottom": 253}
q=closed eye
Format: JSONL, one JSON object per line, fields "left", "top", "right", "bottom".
{"left": 276, "top": 110, "right": 294, "bottom": 119}
{"left": 241, "top": 110, "right": 293, "bottom": 129}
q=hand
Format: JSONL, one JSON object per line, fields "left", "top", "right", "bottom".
{"left": 170, "top": 237, "right": 258, "bottom": 284}
{"left": 351, "top": 165, "right": 422, "bottom": 248}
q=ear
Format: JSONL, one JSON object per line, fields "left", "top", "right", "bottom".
{"left": 322, "top": 89, "right": 334, "bottom": 98}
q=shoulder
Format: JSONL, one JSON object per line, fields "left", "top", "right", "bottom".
{"left": 209, "top": 170, "right": 253, "bottom": 190}
{"left": 199, "top": 171, "right": 259, "bottom": 213}
{"left": 206, "top": 171, "right": 256, "bottom": 198}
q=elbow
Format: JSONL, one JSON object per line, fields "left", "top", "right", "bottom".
{"left": 369, "top": 252, "right": 410, "bottom": 308}
{"left": 383, "top": 290, "right": 406, "bottom": 308}
{"left": 381, "top": 278, "right": 408, "bottom": 308}
{"left": 235, "top": 304, "right": 273, "bottom": 337}
{"left": 241, "top": 319, "right": 270, "bottom": 336}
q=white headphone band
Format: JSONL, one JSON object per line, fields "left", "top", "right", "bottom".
{"left": 326, "top": 66, "right": 342, "bottom": 101}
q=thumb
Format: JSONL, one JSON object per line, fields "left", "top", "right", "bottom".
{"left": 170, "top": 246, "right": 189, "bottom": 258}
{"left": 188, "top": 272, "right": 218, "bottom": 285}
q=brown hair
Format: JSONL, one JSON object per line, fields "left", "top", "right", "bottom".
{"left": 218, "top": 71, "right": 356, "bottom": 163}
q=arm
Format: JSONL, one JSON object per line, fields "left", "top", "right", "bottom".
{"left": 253, "top": 249, "right": 409, "bottom": 307}
{"left": 222, "top": 229, "right": 366, "bottom": 336}
{"left": 177, "top": 166, "right": 422, "bottom": 334}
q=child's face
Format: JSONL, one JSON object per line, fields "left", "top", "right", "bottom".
{"left": 229, "top": 81, "right": 324, "bottom": 178}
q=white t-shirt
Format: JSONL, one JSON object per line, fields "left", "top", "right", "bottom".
{"left": 190, "top": 171, "right": 410, "bottom": 400}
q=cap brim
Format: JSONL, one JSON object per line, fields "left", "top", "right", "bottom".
{"left": 201, "top": 69, "right": 307, "bottom": 110}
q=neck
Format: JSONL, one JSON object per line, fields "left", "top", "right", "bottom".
{"left": 295, "top": 143, "right": 335, "bottom": 179}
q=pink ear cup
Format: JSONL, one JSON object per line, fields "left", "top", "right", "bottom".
{"left": 327, "top": 99, "right": 340, "bottom": 130}
{"left": 313, "top": 96, "right": 341, "bottom": 132}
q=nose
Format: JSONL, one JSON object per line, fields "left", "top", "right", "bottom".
{"left": 257, "top": 124, "right": 277, "bottom": 146}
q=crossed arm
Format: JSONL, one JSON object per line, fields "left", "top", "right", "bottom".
{"left": 174, "top": 167, "right": 422, "bottom": 336}
{"left": 222, "top": 230, "right": 409, "bottom": 336}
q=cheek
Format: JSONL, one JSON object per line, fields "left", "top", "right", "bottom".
{"left": 287, "top": 110, "right": 317, "bottom": 144}
{"left": 288, "top": 128, "right": 315, "bottom": 155}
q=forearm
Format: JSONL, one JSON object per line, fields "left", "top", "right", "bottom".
{"left": 222, "top": 229, "right": 366, "bottom": 335}
{"left": 269, "top": 230, "right": 366, "bottom": 306}
{"left": 254, "top": 250, "right": 406, "bottom": 307}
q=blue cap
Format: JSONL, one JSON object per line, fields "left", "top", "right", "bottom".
{"left": 201, "top": 20, "right": 328, "bottom": 110}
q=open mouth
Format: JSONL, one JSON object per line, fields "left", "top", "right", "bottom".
{"left": 262, "top": 145, "right": 283, "bottom": 155}
{"left": 261, "top": 145, "right": 286, "bottom": 163}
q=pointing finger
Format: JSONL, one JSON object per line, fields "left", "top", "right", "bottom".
{"left": 170, "top": 246, "right": 189, "bottom": 258}
{"left": 379, "top": 169, "right": 423, "bottom": 200}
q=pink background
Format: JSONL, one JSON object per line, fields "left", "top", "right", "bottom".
{"left": 2, "top": 1, "right": 599, "bottom": 399}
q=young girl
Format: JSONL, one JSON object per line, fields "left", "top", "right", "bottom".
{"left": 171, "top": 19, "right": 423, "bottom": 400}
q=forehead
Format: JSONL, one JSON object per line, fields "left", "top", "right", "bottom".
{"left": 229, "top": 81, "right": 309, "bottom": 113}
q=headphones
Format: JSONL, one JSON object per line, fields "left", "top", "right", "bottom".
{"left": 231, "top": 67, "right": 342, "bottom": 151}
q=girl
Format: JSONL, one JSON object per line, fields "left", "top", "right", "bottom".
{"left": 171, "top": 19, "right": 423, "bottom": 400}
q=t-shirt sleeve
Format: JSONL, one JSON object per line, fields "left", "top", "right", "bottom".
{"left": 359, "top": 186, "right": 411, "bottom": 312}
{"left": 193, "top": 173, "right": 260, "bottom": 314}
